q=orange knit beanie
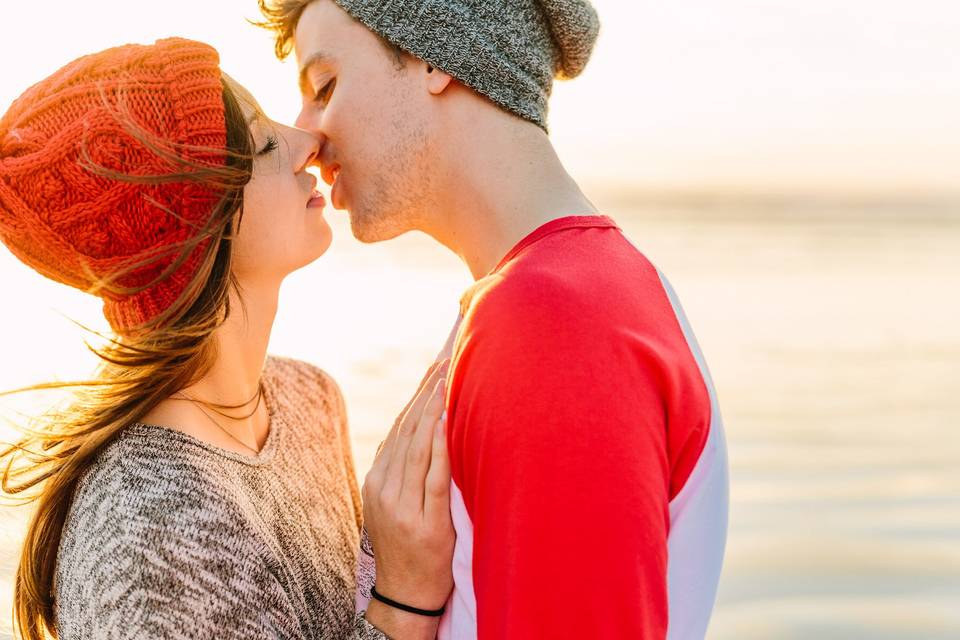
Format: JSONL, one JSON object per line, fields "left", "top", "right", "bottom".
{"left": 0, "top": 38, "right": 229, "bottom": 334}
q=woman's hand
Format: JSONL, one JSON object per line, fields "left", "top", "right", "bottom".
{"left": 361, "top": 359, "right": 455, "bottom": 637}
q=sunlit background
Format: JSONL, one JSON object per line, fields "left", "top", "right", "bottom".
{"left": 1, "top": 1, "right": 958, "bottom": 638}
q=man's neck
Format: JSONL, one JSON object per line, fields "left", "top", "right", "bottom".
{"left": 422, "top": 121, "right": 599, "bottom": 280}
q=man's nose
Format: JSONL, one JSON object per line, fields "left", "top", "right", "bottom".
{"left": 294, "top": 105, "right": 319, "bottom": 133}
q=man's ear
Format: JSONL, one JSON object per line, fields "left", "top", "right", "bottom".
{"left": 426, "top": 64, "right": 454, "bottom": 95}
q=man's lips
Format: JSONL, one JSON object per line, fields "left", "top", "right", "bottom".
{"left": 321, "top": 164, "right": 345, "bottom": 209}
{"left": 330, "top": 174, "right": 344, "bottom": 210}
{"left": 320, "top": 163, "right": 340, "bottom": 188}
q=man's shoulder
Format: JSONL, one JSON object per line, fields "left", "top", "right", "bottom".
{"left": 460, "top": 235, "right": 661, "bottom": 332}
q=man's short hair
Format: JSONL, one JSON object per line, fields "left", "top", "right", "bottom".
{"left": 255, "top": 0, "right": 406, "bottom": 68}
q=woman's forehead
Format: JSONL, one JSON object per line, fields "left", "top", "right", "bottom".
{"left": 222, "top": 71, "right": 266, "bottom": 122}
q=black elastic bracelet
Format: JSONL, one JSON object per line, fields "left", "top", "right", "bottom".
{"left": 370, "top": 585, "right": 446, "bottom": 617}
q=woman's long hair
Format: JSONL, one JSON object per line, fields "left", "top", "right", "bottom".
{"left": 0, "top": 76, "right": 255, "bottom": 640}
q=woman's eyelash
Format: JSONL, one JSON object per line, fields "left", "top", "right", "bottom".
{"left": 257, "top": 136, "right": 279, "bottom": 156}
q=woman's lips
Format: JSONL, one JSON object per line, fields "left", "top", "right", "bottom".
{"left": 307, "top": 189, "right": 326, "bottom": 209}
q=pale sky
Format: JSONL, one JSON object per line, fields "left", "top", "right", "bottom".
{"left": 1, "top": 0, "right": 959, "bottom": 198}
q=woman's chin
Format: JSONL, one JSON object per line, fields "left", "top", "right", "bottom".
{"left": 303, "top": 228, "right": 334, "bottom": 264}
{"left": 271, "top": 230, "right": 335, "bottom": 280}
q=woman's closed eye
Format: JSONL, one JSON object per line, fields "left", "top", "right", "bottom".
{"left": 257, "top": 135, "right": 279, "bottom": 156}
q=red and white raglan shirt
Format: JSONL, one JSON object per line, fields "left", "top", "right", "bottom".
{"left": 357, "top": 215, "right": 728, "bottom": 639}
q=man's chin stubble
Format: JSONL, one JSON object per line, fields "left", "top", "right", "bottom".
{"left": 349, "top": 210, "right": 413, "bottom": 244}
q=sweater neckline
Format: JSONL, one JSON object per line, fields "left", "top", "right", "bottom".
{"left": 128, "top": 358, "right": 282, "bottom": 467}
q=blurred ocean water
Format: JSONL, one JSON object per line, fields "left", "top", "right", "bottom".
{"left": 1, "top": 201, "right": 957, "bottom": 639}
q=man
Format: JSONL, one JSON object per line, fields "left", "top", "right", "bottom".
{"left": 257, "top": 1, "right": 729, "bottom": 637}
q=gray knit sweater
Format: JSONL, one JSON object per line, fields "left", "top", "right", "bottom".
{"left": 53, "top": 356, "right": 386, "bottom": 639}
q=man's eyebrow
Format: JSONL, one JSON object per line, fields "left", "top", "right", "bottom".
{"left": 298, "top": 51, "right": 333, "bottom": 94}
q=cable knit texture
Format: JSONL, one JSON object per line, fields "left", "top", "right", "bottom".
{"left": 0, "top": 38, "right": 228, "bottom": 334}
{"left": 53, "top": 356, "right": 386, "bottom": 640}
{"left": 331, "top": 0, "right": 600, "bottom": 131}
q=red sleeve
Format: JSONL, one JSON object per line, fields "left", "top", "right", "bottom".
{"left": 447, "top": 274, "right": 671, "bottom": 639}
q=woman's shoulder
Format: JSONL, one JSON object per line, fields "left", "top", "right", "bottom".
{"left": 57, "top": 430, "right": 262, "bottom": 586}
{"left": 54, "top": 433, "right": 286, "bottom": 638}
{"left": 265, "top": 354, "right": 341, "bottom": 395}
{"left": 264, "top": 354, "right": 346, "bottom": 419}
{"left": 65, "top": 429, "right": 246, "bottom": 539}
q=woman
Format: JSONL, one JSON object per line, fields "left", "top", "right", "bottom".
{"left": 0, "top": 38, "right": 453, "bottom": 639}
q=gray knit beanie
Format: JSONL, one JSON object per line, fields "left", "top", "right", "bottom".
{"left": 330, "top": 0, "right": 600, "bottom": 132}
